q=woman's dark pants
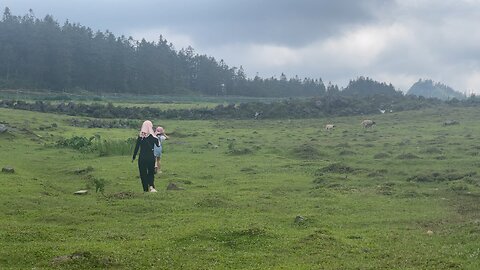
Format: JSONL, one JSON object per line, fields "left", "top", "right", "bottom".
{"left": 138, "top": 158, "right": 155, "bottom": 192}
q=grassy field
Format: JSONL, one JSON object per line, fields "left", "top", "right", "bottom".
{"left": 0, "top": 105, "right": 479, "bottom": 269}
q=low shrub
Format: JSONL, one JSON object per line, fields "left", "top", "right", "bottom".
{"left": 56, "top": 136, "right": 92, "bottom": 150}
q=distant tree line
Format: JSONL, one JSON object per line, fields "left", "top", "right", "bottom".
{"left": 0, "top": 8, "right": 329, "bottom": 97}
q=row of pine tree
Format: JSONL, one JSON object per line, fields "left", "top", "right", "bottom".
{"left": 0, "top": 8, "right": 400, "bottom": 98}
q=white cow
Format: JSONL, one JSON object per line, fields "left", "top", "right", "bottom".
{"left": 325, "top": 124, "right": 335, "bottom": 131}
{"left": 361, "top": 120, "right": 376, "bottom": 128}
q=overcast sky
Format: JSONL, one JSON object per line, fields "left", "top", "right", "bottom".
{"left": 2, "top": 0, "right": 480, "bottom": 93}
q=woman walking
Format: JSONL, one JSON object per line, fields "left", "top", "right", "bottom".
{"left": 132, "top": 120, "right": 159, "bottom": 192}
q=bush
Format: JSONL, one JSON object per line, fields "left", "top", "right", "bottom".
{"left": 56, "top": 136, "right": 92, "bottom": 150}
{"left": 86, "top": 176, "right": 107, "bottom": 194}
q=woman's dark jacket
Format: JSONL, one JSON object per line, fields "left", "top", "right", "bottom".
{"left": 132, "top": 135, "right": 159, "bottom": 161}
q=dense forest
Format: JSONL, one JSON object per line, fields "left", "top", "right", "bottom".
{"left": 0, "top": 8, "right": 331, "bottom": 97}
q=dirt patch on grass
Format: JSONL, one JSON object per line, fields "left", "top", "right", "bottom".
{"left": 73, "top": 166, "right": 94, "bottom": 175}
{"left": 107, "top": 191, "right": 137, "bottom": 200}
{"left": 51, "top": 251, "right": 118, "bottom": 268}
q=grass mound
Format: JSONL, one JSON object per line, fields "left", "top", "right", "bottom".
{"left": 408, "top": 171, "right": 477, "bottom": 182}
{"left": 318, "top": 163, "right": 355, "bottom": 174}
{"left": 51, "top": 251, "right": 118, "bottom": 268}
{"left": 339, "top": 150, "right": 356, "bottom": 156}
{"left": 421, "top": 147, "right": 443, "bottom": 154}
{"left": 227, "top": 141, "right": 253, "bottom": 155}
{"left": 373, "top": 152, "right": 390, "bottom": 159}
{"left": 292, "top": 143, "right": 323, "bottom": 160}
{"left": 396, "top": 153, "right": 420, "bottom": 159}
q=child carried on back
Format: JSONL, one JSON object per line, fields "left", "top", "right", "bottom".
{"left": 153, "top": 126, "right": 168, "bottom": 173}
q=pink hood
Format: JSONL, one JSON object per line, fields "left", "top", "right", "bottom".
{"left": 139, "top": 120, "right": 156, "bottom": 138}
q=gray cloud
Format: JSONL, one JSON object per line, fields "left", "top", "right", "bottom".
{"left": 3, "top": 0, "right": 394, "bottom": 46}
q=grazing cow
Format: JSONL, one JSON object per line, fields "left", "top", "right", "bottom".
{"left": 361, "top": 119, "right": 376, "bottom": 128}
{"left": 325, "top": 124, "right": 335, "bottom": 131}
{"left": 443, "top": 120, "right": 459, "bottom": 126}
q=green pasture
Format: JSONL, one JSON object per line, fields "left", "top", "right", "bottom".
{"left": 0, "top": 106, "right": 479, "bottom": 269}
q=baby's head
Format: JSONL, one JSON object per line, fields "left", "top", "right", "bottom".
{"left": 155, "top": 126, "right": 165, "bottom": 135}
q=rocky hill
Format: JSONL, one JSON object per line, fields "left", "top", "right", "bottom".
{"left": 407, "top": 79, "right": 465, "bottom": 100}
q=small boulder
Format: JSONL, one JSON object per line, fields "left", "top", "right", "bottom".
{"left": 51, "top": 255, "right": 72, "bottom": 265}
{"left": 73, "top": 166, "right": 94, "bottom": 175}
{"left": 0, "top": 124, "right": 7, "bottom": 133}
{"left": 2, "top": 166, "right": 14, "bottom": 173}
{"left": 426, "top": 230, "right": 434, "bottom": 235}
{"left": 166, "top": 183, "right": 184, "bottom": 190}
{"left": 294, "top": 215, "right": 305, "bottom": 224}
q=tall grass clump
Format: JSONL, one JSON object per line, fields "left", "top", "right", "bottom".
{"left": 56, "top": 135, "right": 135, "bottom": 156}
{"left": 91, "top": 137, "right": 136, "bottom": 156}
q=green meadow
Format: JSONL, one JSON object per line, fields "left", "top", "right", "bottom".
{"left": 0, "top": 105, "right": 479, "bottom": 269}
